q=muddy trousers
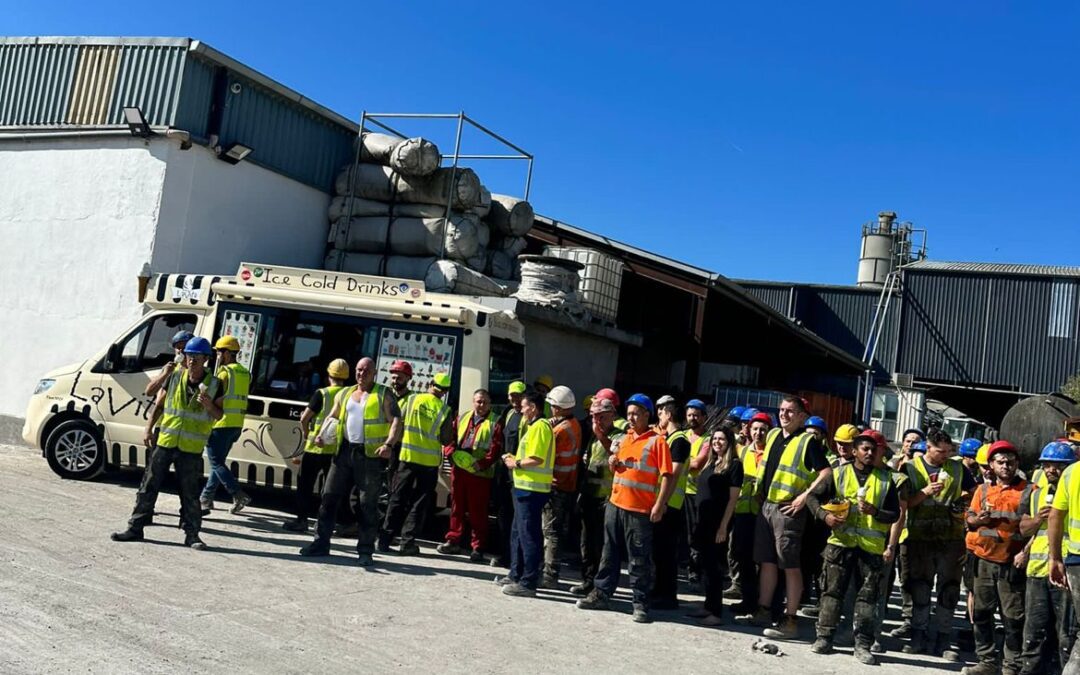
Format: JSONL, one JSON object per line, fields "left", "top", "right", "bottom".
{"left": 1063, "top": 568, "right": 1080, "bottom": 675}
{"left": 1021, "top": 575, "right": 1075, "bottom": 675}
{"left": 595, "top": 504, "right": 654, "bottom": 607}
{"left": 128, "top": 445, "right": 203, "bottom": 535}
{"left": 293, "top": 452, "right": 334, "bottom": 522}
{"left": 542, "top": 490, "right": 575, "bottom": 580}
{"left": 382, "top": 462, "right": 438, "bottom": 548}
{"left": 972, "top": 557, "right": 1026, "bottom": 671}
{"left": 816, "top": 543, "right": 883, "bottom": 649}
{"left": 651, "top": 505, "right": 684, "bottom": 605}
{"left": 314, "top": 443, "right": 385, "bottom": 554}
{"left": 904, "top": 539, "right": 964, "bottom": 641}
{"left": 578, "top": 494, "right": 608, "bottom": 589}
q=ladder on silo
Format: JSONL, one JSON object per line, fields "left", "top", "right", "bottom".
{"left": 860, "top": 270, "right": 902, "bottom": 423}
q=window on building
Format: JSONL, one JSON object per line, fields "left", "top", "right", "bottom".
{"left": 870, "top": 390, "right": 899, "bottom": 441}
{"left": 111, "top": 313, "right": 198, "bottom": 373}
{"left": 1049, "top": 280, "right": 1076, "bottom": 339}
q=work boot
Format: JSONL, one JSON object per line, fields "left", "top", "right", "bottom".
{"left": 736, "top": 606, "right": 773, "bottom": 628}
{"left": 469, "top": 549, "right": 486, "bottom": 563}
{"left": 870, "top": 640, "right": 886, "bottom": 654}
{"left": 569, "top": 582, "right": 593, "bottom": 597}
{"left": 961, "top": 662, "right": 1001, "bottom": 675}
{"left": 110, "top": 528, "right": 144, "bottom": 542}
{"left": 801, "top": 604, "right": 820, "bottom": 619}
{"left": 538, "top": 575, "right": 560, "bottom": 590}
{"left": 902, "top": 629, "right": 927, "bottom": 655}
{"left": 576, "top": 589, "right": 611, "bottom": 611}
{"left": 502, "top": 583, "right": 536, "bottom": 598}
{"left": 887, "top": 621, "right": 912, "bottom": 639}
{"left": 763, "top": 615, "right": 800, "bottom": 640}
{"left": 399, "top": 543, "right": 421, "bottom": 556}
{"left": 299, "top": 541, "right": 331, "bottom": 557}
{"left": 200, "top": 496, "right": 214, "bottom": 516}
{"left": 436, "top": 542, "right": 464, "bottom": 555}
{"left": 934, "top": 634, "right": 960, "bottom": 662}
{"left": 282, "top": 518, "right": 308, "bottom": 532}
{"left": 853, "top": 645, "right": 877, "bottom": 666}
{"left": 230, "top": 490, "right": 252, "bottom": 515}
{"left": 632, "top": 604, "right": 651, "bottom": 623}
{"left": 811, "top": 637, "right": 834, "bottom": 654}
{"left": 357, "top": 553, "right": 373, "bottom": 567}
{"left": 376, "top": 535, "right": 391, "bottom": 553}
{"left": 185, "top": 535, "right": 207, "bottom": 551}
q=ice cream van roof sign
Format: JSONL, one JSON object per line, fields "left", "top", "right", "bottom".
{"left": 236, "top": 263, "right": 426, "bottom": 302}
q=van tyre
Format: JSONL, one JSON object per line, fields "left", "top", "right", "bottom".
{"left": 45, "top": 419, "right": 106, "bottom": 480}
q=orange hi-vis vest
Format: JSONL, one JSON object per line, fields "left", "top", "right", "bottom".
{"left": 551, "top": 416, "right": 582, "bottom": 493}
{"left": 967, "top": 478, "right": 1028, "bottom": 564}
{"left": 610, "top": 428, "right": 673, "bottom": 515}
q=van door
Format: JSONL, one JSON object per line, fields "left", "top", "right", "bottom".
{"left": 95, "top": 312, "right": 199, "bottom": 463}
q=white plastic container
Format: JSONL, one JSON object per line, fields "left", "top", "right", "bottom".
{"left": 543, "top": 246, "right": 624, "bottom": 323}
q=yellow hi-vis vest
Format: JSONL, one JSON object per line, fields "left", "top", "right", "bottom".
{"left": 1028, "top": 483, "right": 1067, "bottom": 578}
{"left": 660, "top": 429, "right": 689, "bottom": 510}
{"left": 514, "top": 418, "right": 555, "bottom": 493}
{"left": 1057, "top": 464, "right": 1080, "bottom": 557}
{"left": 584, "top": 429, "right": 625, "bottom": 498}
{"left": 400, "top": 392, "right": 451, "bottom": 467}
{"left": 304, "top": 385, "right": 345, "bottom": 455}
{"left": 451, "top": 410, "right": 496, "bottom": 478}
{"left": 904, "top": 455, "right": 965, "bottom": 542}
{"left": 685, "top": 433, "right": 706, "bottom": 497}
{"left": 335, "top": 384, "right": 391, "bottom": 457}
{"left": 736, "top": 444, "right": 763, "bottom": 515}
{"left": 213, "top": 362, "right": 250, "bottom": 429}
{"left": 827, "top": 463, "right": 893, "bottom": 554}
{"left": 158, "top": 370, "right": 220, "bottom": 454}
{"left": 760, "top": 428, "right": 815, "bottom": 504}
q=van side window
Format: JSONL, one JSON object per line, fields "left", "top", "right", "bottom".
{"left": 114, "top": 314, "right": 197, "bottom": 373}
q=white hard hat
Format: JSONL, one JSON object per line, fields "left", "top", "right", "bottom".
{"left": 546, "top": 385, "right": 576, "bottom": 410}
{"left": 656, "top": 395, "right": 677, "bottom": 407}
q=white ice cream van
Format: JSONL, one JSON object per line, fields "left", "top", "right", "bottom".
{"left": 22, "top": 262, "right": 525, "bottom": 507}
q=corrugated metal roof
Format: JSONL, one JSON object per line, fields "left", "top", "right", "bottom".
{"left": 906, "top": 259, "right": 1080, "bottom": 278}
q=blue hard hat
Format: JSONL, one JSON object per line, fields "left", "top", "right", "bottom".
{"left": 740, "top": 407, "right": 759, "bottom": 422}
{"left": 958, "top": 438, "right": 982, "bottom": 459}
{"left": 729, "top": 406, "right": 747, "bottom": 419}
{"left": 912, "top": 440, "right": 927, "bottom": 452}
{"left": 171, "top": 329, "right": 194, "bottom": 346}
{"left": 1040, "top": 441, "right": 1076, "bottom": 464}
{"left": 182, "top": 336, "right": 213, "bottom": 356}
{"left": 626, "top": 393, "right": 654, "bottom": 416}
{"left": 806, "top": 416, "right": 828, "bottom": 432}
{"left": 686, "top": 399, "right": 707, "bottom": 412}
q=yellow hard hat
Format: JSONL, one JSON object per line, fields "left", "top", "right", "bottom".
{"left": 326, "top": 358, "right": 350, "bottom": 380}
{"left": 534, "top": 374, "right": 554, "bottom": 390}
{"left": 214, "top": 335, "right": 241, "bottom": 352}
{"left": 976, "top": 443, "right": 991, "bottom": 466}
{"left": 834, "top": 423, "right": 858, "bottom": 444}
{"left": 433, "top": 372, "right": 452, "bottom": 389}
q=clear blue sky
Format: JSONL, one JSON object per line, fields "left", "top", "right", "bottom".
{"left": 10, "top": 2, "right": 1080, "bottom": 285}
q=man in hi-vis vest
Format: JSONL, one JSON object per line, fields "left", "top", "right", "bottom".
{"left": 199, "top": 335, "right": 252, "bottom": 515}
{"left": 299, "top": 357, "right": 401, "bottom": 566}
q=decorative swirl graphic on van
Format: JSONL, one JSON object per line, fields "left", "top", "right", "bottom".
{"left": 241, "top": 422, "right": 304, "bottom": 460}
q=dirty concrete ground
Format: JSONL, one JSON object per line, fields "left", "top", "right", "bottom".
{"left": 0, "top": 444, "right": 964, "bottom": 674}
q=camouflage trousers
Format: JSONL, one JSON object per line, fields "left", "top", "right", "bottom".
{"left": 816, "top": 543, "right": 885, "bottom": 649}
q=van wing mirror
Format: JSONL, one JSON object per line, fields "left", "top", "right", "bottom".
{"left": 105, "top": 343, "right": 121, "bottom": 372}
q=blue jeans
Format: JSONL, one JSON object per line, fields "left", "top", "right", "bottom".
{"left": 510, "top": 489, "right": 550, "bottom": 589}
{"left": 201, "top": 427, "right": 243, "bottom": 499}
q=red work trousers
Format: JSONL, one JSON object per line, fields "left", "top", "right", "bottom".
{"left": 445, "top": 466, "right": 492, "bottom": 551}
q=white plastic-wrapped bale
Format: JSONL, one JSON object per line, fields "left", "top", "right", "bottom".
{"left": 324, "top": 251, "right": 509, "bottom": 296}
{"left": 357, "top": 133, "right": 440, "bottom": 177}
{"left": 470, "top": 186, "right": 492, "bottom": 219}
{"left": 475, "top": 219, "right": 491, "bottom": 249}
{"left": 490, "top": 234, "right": 528, "bottom": 257}
{"left": 335, "top": 164, "right": 482, "bottom": 210}
{"left": 330, "top": 215, "right": 480, "bottom": 259}
{"left": 328, "top": 196, "right": 452, "bottom": 221}
{"left": 512, "top": 255, "right": 584, "bottom": 312}
{"left": 486, "top": 194, "right": 534, "bottom": 236}
{"left": 487, "top": 249, "right": 516, "bottom": 280}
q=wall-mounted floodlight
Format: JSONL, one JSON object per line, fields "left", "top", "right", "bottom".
{"left": 122, "top": 107, "right": 151, "bottom": 137}
{"left": 218, "top": 143, "right": 253, "bottom": 165}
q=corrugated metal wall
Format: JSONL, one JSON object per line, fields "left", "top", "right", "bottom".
{"left": 743, "top": 284, "right": 790, "bottom": 316}
{"left": 897, "top": 270, "right": 1080, "bottom": 392}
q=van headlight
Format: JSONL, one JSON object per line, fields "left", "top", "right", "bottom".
{"left": 33, "top": 379, "right": 56, "bottom": 395}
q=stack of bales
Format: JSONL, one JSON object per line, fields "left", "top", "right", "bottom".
{"left": 323, "top": 132, "right": 534, "bottom": 295}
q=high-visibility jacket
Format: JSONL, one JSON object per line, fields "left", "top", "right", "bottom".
{"left": 827, "top": 463, "right": 893, "bottom": 554}
{"left": 213, "top": 362, "right": 250, "bottom": 429}
{"left": 514, "top": 418, "right": 555, "bottom": 493}
{"left": 759, "top": 428, "right": 816, "bottom": 504}
{"left": 1053, "top": 464, "right": 1080, "bottom": 557}
{"left": 685, "top": 432, "right": 706, "bottom": 496}
{"left": 735, "top": 444, "right": 763, "bottom": 515}
{"left": 304, "top": 385, "right": 346, "bottom": 455}
{"left": 158, "top": 370, "right": 220, "bottom": 454}
{"left": 551, "top": 416, "right": 582, "bottom": 493}
{"left": 968, "top": 479, "right": 1028, "bottom": 563}
{"left": 610, "top": 428, "right": 673, "bottom": 515}
{"left": 662, "top": 429, "right": 689, "bottom": 510}
{"left": 335, "top": 384, "right": 391, "bottom": 457}
{"left": 451, "top": 410, "right": 496, "bottom": 478}
{"left": 400, "top": 392, "right": 451, "bottom": 468}
{"left": 584, "top": 429, "right": 625, "bottom": 498}
{"left": 904, "top": 456, "right": 966, "bottom": 542}
{"left": 1028, "top": 483, "right": 1067, "bottom": 578}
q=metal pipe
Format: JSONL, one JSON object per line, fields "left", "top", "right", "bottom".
{"left": 462, "top": 113, "right": 533, "bottom": 157}
{"left": 363, "top": 118, "right": 409, "bottom": 139}
{"left": 440, "top": 154, "right": 529, "bottom": 160}
{"left": 439, "top": 112, "right": 465, "bottom": 261}
{"left": 364, "top": 113, "right": 462, "bottom": 119}
{"left": 910, "top": 379, "right": 1037, "bottom": 398}
{"left": 337, "top": 110, "right": 367, "bottom": 272}
{"left": 0, "top": 126, "right": 188, "bottom": 144}
{"left": 524, "top": 157, "right": 534, "bottom": 201}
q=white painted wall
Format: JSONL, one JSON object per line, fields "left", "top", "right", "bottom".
{"left": 522, "top": 319, "right": 619, "bottom": 405}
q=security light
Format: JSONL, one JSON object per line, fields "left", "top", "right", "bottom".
{"left": 218, "top": 143, "right": 253, "bottom": 165}
{"left": 122, "top": 106, "right": 151, "bottom": 137}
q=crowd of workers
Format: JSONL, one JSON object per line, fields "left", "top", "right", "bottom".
{"left": 108, "top": 332, "right": 1080, "bottom": 674}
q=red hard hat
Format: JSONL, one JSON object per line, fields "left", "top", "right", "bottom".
{"left": 751, "top": 412, "right": 772, "bottom": 426}
{"left": 988, "top": 440, "right": 1018, "bottom": 461}
{"left": 867, "top": 429, "right": 888, "bottom": 449}
{"left": 594, "top": 388, "right": 620, "bottom": 407}
{"left": 389, "top": 359, "right": 413, "bottom": 376}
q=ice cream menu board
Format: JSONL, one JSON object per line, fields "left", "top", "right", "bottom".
{"left": 221, "top": 310, "right": 261, "bottom": 371}
{"left": 376, "top": 328, "right": 457, "bottom": 391}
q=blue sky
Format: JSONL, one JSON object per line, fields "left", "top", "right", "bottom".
{"left": 10, "top": 2, "right": 1079, "bottom": 285}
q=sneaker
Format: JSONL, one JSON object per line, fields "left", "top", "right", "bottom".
{"left": 282, "top": 518, "right": 308, "bottom": 532}
{"left": 763, "top": 615, "right": 799, "bottom": 640}
{"left": 902, "top": 629, "right": 927, "bottom": 655}
{"left": 185, "top": 535, "right": 208, "bottom": 551}
{"left": 576, "top": 589, "right": 611, "bottom": 611}
{"left": 357, "top": 553, "right": 373, "bottom": 567}
{"left": 853, "top": 645, "right": 877, "bottom": 666}
{"left": 494, "top": 575, "right": 516, "bottom": 587}
{"left": 502, "top": 583, "right": 536, "bottom": 598}
{"left": 736, "top": 607, "right": 773, "bottom": 628}
{"left": 870, "top": 641, "right": 886, "bottom": 654}
{"left": 887, "top": 622, "right": 912, "bottom": 639}
{"left": 811, "top": 637, "right": 834, "bottom": 654}
{"left": 632, "top": 604, "right": 651, "bottom": 623}
{"left": 110, "top": 528, "right": 144, "bottom": 542}
{"left": 469, "top": 549, "right": 486, "bottom": 563}
{"left": 299, "top": 542, "right": 331, "bottom": 557}
{"left": 569, "top": 582, "right": 593, "bottom": 597}
{"left": 230, "top": 491, "right": 252, "bottom": 515}
{"left": 399, "top": 543, "right": 421, "bottom": 556}
{"left": 699, "top": 613, "right": 725, "bottom": 627}
{"left": 436, "top": 542, "right": 464, "bottom": 555}
{"left": 538, "top": 576, "right": 560, "bottom": 590}
{"left": 722, "top": 587, "right": 743, "bottom": 600}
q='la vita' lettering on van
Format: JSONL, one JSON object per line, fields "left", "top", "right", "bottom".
{"left": 236, "top": 263, "right": 427, "bottom": 302}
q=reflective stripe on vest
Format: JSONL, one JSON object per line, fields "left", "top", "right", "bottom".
{"left": 735, "top": 444, "right": 762, "bottom": 515}
{"left": 452, "top": 410, "right": 496, "bottom": 478}
{"left": 685, "top": 433, "right": 706, "bottom": 496}
{"left": 213, "top": 362, "right": 249, "bottom": 429}
{"left": 514, "top": 418, "right": 555, "bottom": 493}
{"left": 304, "top": 385, "right": 345, "bottom": 455}
{"left": 662, "top": 429, "right": 689, "bottom": 510}
{"left": 761, "top": 428, "right": 815, "bottom": 504}
{"left": 612, "top": 436, "right": 661, "bottom": 493}
{"left": 335, "top": 384, "right": 391, "bottom": 456}
{"left": 826, "top": 463, "right": 892, "bottom": 554}
{"left": 400, "top": 392, "right": 451, "bottom": 467}
{"left": 158, "top": 370, "right": 217, "bottom": 454}
{"left": 584, "top": 432, "right": 624, "bottom": 498}
{"left": 552, "top": 417, "right": 581, "bottom": 474}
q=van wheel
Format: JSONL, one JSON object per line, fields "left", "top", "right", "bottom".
{"left": 45, "top": 420, "right": 106, "bottom": 480}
